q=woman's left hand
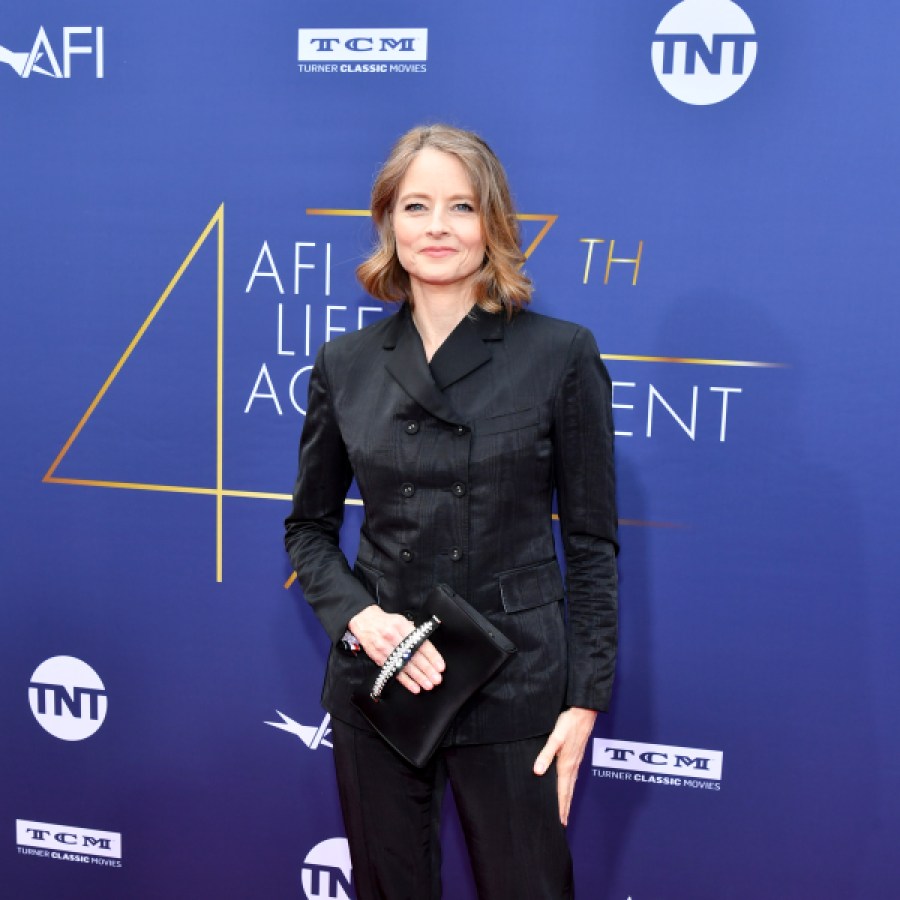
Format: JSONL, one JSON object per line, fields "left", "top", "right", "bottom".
{"left": 533, "top": 707, "right": 598, "bottom": 826}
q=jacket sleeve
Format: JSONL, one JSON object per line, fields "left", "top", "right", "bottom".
{"left": 284, "top": 342, "right": 377, "bottom": 644}
{"left": 552, "top": 326, "right": 619, "bottom": 711}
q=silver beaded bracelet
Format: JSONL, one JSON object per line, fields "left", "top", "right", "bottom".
{"left": 369, "top": 615, "right": 441, "bottom": 701}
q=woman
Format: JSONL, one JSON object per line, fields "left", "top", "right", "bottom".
{"left": 285, "top": 124, "right": 618, "bottom": 899}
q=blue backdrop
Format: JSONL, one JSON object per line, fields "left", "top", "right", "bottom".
{"left": 2, "top": 1, "right": 899, "bottom": 897}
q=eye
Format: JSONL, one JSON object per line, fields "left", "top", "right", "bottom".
{"left": 403, "top": 202, "right": 426, "bottom": 212}
{"left": 453, "top": 202, "right": 476, "bottom": 213}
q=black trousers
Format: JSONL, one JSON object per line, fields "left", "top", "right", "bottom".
{"left": 331, "top": 719, "right": 574, "bottom": 900}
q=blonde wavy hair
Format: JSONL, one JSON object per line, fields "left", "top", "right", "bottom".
{"left": 356, "top": 124, "right": 533, "bottom": 315}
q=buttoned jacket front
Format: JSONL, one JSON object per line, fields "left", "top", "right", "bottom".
{"left": 285, "top": 303, "right": 618, "bottom": 745}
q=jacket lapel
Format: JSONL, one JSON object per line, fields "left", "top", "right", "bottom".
{"left": 428, "top": 306, "right": 500, "bottom": 390}
{"left": 383, "top": 306, "right": 463, "bottom": 424}
{"left": 383, "top": 304, "right": 506, "bottom": 422}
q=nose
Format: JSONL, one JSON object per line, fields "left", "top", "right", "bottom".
{"left": 425, "top": 206, "right": 448, "bottom": 236}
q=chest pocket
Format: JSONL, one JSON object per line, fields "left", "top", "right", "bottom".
{"left": 475, "top": 407, "right": 539, "bottom": 436}
{"left": 498, "top": 559, "right": 564, "bottom": 612}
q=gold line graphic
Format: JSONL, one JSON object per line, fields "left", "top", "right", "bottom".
{"left": 46, "top": 478, "right": 221, "bottom": 496}
{"left": 216, "top": 206, "right": 225, "bottom": 581}
{"left": 517, "top": 214, "right": 558, "bottom": 260}
{"left": 43, "top": 205, "right": 227, "bottom": 580}
{"left": 43, "top": 206, "right": 224, "bottom": 485}
{"left": 44, "top": 478, "right": 299, "bottom": 502}
{"left": 45, "top": 478, "right": 297, "bottom": 502}
{"left": 306, "top": 209, "right": 558, "bottom": 260}
{"left": 307, "top": 209, "right": 370, "bottom": 217}
{"left": 44, "top": 203, "right": 778, "bottom": 585}
{"left": 602, "top": 354, "right": 786, "bottom": 368}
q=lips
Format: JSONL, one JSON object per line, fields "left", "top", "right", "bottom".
{"left": 419, "top": 247, "right": 457, "bottom": 257}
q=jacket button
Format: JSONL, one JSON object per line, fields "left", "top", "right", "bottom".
{"left": 451, "top": 481, "right": 466, "bottom": 497}
{"left": 401, "top": 482, "right": 415, "bottom": 498}
{"left": 449, "top": 547, "right": 463, "bottom": 562}
{"left": 405, "top": 421, "right": 420, "bottom": 435}
{"left": 400, "top": 548, "right": 414, "bottom": 563}
{"left": 454, "top": 424, "right": 467, "bottom": 436}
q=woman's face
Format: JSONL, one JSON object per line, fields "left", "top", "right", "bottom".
{"left": 391, "top": 147, "right": 486, "bottom": 297}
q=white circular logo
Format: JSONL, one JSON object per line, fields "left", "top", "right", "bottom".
{"left": 652, "top": 0, "right": 757, "bottom": 105}
{"left": 28, "top": 656, "right": 108, "bottom": 741}
{"left": 301, "top": 837, "right": 353, "bottom": 900}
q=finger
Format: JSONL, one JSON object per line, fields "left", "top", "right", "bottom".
{"left": 409, "top": 649, "right": 443, "bottom": 685}
{"left": 558, "top": 749, "right": 584, "bottom": 826}
{"left": 558, "top": 769, "right": 574, "bottom": 827}
{"left": 408, "top": 649, "right": 446, "bottom": 688}
{"left": 396, "top": 670, "right": 421, "bottom": 694}
{"left": 533, "top": 734, "right": 560, "bottom": 776}
{"left": 399, "top": 660, "right": 435, "bottom": 691}
{"left": 418, "top": 640, "right": 445, "bottom": 673}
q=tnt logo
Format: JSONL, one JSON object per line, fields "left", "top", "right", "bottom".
{"left": 0, "top": 27, "right": 104, "bottom": 79}
{"left": 651, "top": 0, "right": 756, "bottom": 105}
{"left": 29, "top": 656, "right": 108, "bottom": 741}
{"left": 302, "top": 837, "right": 354, "bottom": 900}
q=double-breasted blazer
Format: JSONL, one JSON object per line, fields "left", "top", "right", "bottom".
{"left": 285, "top": 302, "right": 618, "bottom": 745}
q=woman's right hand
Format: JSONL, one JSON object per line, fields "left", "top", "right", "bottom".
{"left": 347, "top": 605, "right": 445, "bottom": 694}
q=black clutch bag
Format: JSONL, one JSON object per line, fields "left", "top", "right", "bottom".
{"left": 350, "top": 583, "right": 517, "bottom": 767}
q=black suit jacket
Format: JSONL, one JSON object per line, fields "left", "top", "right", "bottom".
{"left": 285, "top": 303, "right": 618, "bottom": 744}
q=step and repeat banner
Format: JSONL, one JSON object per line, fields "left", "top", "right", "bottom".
{"left": 2, "top": 2, "right": 898, "bottom": 897}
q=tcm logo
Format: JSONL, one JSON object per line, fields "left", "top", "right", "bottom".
{"left": 0, "top": 27, "right": 104, "bottom": 79}
{"left": 298, "top": 29, "right": 427, "bottom": 62}
{"left": 651, "top": 0, "right": 756, "bottom": 105}
{"left": 593, "top": 738, "right": 723, "bottom": 780}
{"left": 16, "top": 819, "right": 122, "bottom": 860}
{"left": 265, "top": 710, "right": 333, "bottom": 750}
{"left": 29, "top": 656, "right": 108, "bottom": 741}
{"left": 302, "top": 837, "right": 353, "bottom": 900}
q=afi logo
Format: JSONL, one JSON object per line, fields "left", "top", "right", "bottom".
{"left": 29, "top": 656, "right": 108, "bottom": 741}
{"left": 298, "top": 29, "right": 427, "bottom": 62}
{"left": 0, "top": 27, "right": 104, "bottom": 79}
{"left": 302, "top": 837, "right": 354, "bottom": 900}
{"left": 265, "top": 710, "right": 332, "bottom": 750}
{"left": 651, "top": 0, "right": 756, "bottom": 105}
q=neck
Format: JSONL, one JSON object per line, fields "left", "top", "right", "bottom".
{"left": 409, "top": 285, "right": 474, "bottom": 362}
